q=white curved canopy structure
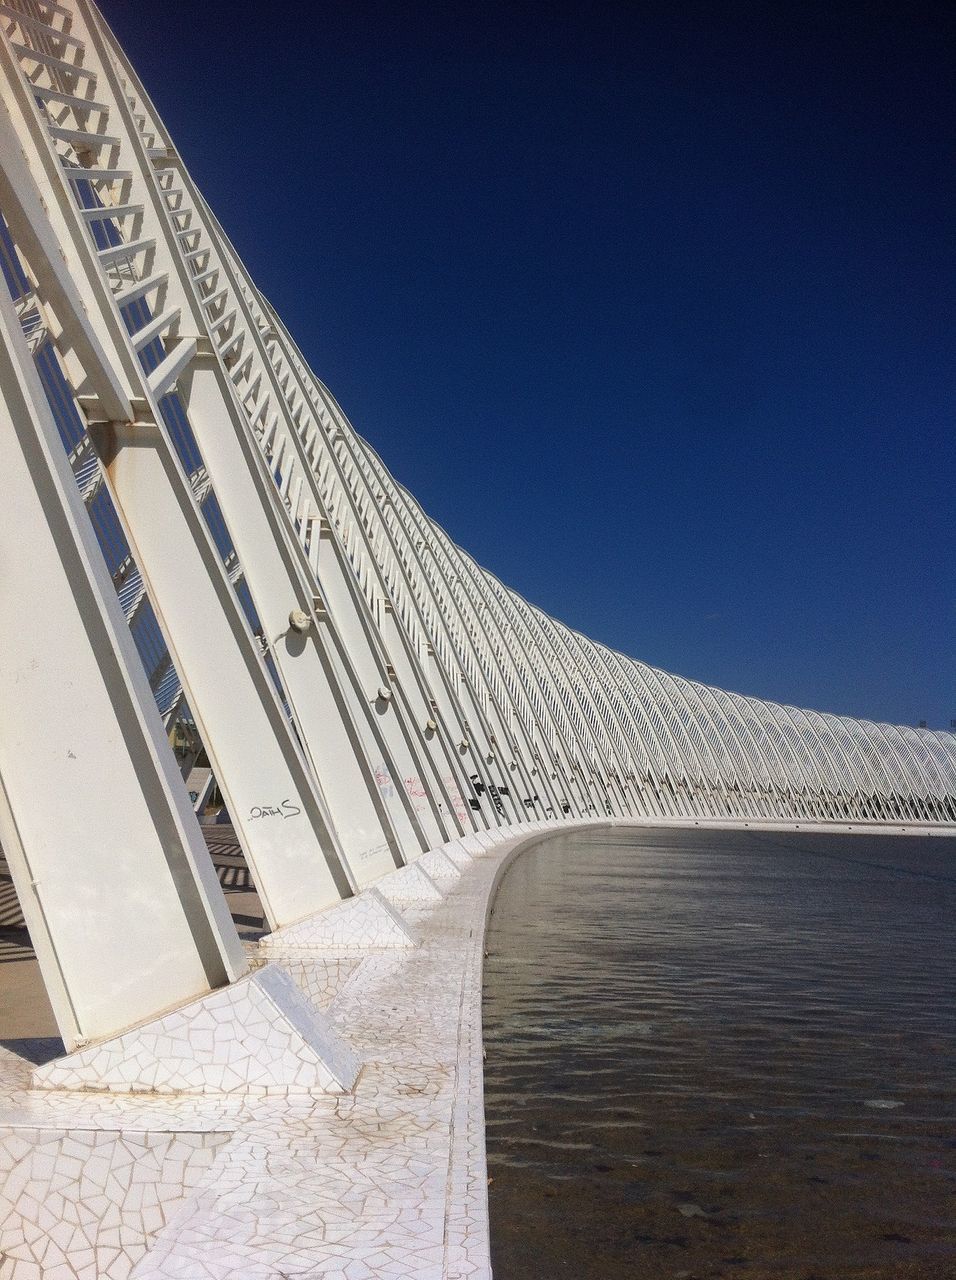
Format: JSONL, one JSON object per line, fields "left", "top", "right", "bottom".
{"left": 0, "top": 0, "right": 953, "bottom": 1050}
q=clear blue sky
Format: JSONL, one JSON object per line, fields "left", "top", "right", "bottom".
{"left": 102, "top": 0, "right": 955, "bottom": 729}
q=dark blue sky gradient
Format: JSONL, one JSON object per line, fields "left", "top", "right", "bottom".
{"left": 102, "top": 1, "right": 955, "bottom": 728}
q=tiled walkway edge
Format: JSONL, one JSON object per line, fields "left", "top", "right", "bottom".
{"left": 0, "top": 821, "right": 565, "bottom": 1279}
{"left": 0, "top": 817, "right": 952, "bottom": 1278}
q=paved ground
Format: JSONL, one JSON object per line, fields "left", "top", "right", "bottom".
{"left": 0, "top": 818, "right": 949, "bottom": 1279}
{"left": 0, "top": 823, "right": 551, "bottom": 1279}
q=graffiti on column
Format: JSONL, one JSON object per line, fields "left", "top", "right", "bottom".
{"left": 444, "top": 777, "right": 469, "bottom": 824}
{"left": 373, "top": 764, "right": 395, "bottom": 800}
{"left": 487, "top": 782, "right": 505, "bottom": 817}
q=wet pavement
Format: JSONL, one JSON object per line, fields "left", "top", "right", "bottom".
{"left": 483, "top": 827, "right": 956, "bottom": 1279}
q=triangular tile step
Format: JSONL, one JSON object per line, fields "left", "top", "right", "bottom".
{"left": 374, "top": 862, "right": 444, "bottom": 905}
{"left": 415, "top": 848, "right": 462, "bottom": 881}
{"left": 258, "top": 888, "right": 415, "bottom": 954}
{"left": 32, "top": 966, "right": 361, "bottom": 1095}
{"left": 438, "top": 840, "right": 475, "bottom": 868}
{"left": 459, "top": 834, "right": 491, "bottom": 855}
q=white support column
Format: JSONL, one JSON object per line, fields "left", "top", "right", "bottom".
{"left": 0, "top": 285, "right": 247, "bottom": 1051}
{"left": 375, "top": 601, "right": 474, "bottom": 835}
{"left": 248, "top": 314, "right": 481, "bottom": 829}
{"left": 409, "top": 517, "right": 561, "bottom": 819}
{"left": 0, "top": 17, "right": 361, "bottom": 922}
{"left": 81, "top": 8, "right": 465, "bottom": 856}
{"left": 89, "top": 416, "right": 354, "bottom": 926}
{"left": 179, "top": 360, "right": 406, "bottom": 884}
{"left": 62, "top": 14, "right": 431, "bottom": 872}
{"left": 341, "top": 456, "right": 520, "bottom": 825}
{"left": 308, "top": 514, "right": 438, "bottom": 857}
{"left": 487, "top": 581, "right": 588, "bottom": 817}
{"left": 441, "top": 545, "right": 566, "bottom": 815}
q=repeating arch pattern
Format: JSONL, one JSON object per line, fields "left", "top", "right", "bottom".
{"left": 1, "top": 0, "right": 953, "bottom": 854}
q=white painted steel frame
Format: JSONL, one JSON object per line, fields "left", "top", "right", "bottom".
{"left": 0, "top": 276, "right": 247, "bottom": 1050}
{"left": 0, "top": 0, "right": 953, "bottom": 1052}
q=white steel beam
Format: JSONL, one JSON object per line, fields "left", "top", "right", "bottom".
{"left": 0, "top": 281, "right": 246, "bottom": 1051}
{"left": 88, "top": 415, "right": 354, "bottom": 926}
{"left": 0, "top": 0, "right": 953, "bottom": 1074}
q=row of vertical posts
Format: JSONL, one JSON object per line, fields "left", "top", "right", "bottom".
{"left": 0, "top": 0, "right": 954, "bottom": 1056}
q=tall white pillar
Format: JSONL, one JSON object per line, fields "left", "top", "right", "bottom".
{"left": 0, "top": 286, "right": 247, "bottom": 1051}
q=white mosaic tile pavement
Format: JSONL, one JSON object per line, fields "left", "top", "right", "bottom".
{"left": 3, "top": 815, "right": 949, "bottom": 1277}
{"left": 374, "top": 862, "right": 445, "bottom": 905}
{"left": 33, "top": 965, "right": 362, "bottom": 1096}
{"left": 0, "top": 820, "right": 555, "bottom": 1279}
{"left": 259, "top": 887, "right": 416, "bottom": 954}
{"left": 416, "top": 848, "right": 462, "bottom": 882}
{"left": 457, "top": 835, "right": 490, "bottom": 856}
{"left": 438, "top": 840, "right": 475, "bottom": 869}
{"left": 0, "top": 1127, "right": 231, "bottom": 1280}
{"left": 127, "top": 824, "right": 557, "bottom": 1279}
{"left": 273, "top": 956, "right": 366, "bottom": 1011}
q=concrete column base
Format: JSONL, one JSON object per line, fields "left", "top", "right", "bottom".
{"left": 417, "top": 847, "right": 463, "bottom": 881}
{"left": 440, "top": 840, "right": 477, "bottom": 868}
{"left": 259, "top": 888, "right": 415, "bottom": 954}
{"left": 32, "top": 965, "right": 361, "bottom": 1095}
{"left": 375, "top": 862, "right": 444, "bottom": 905}
{"left": 460, "top": 834, "right": 491, "bottom": 855}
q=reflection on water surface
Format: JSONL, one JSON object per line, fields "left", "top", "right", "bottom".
{"left": 483, "top": 828, "right": 956, "bottom": 1279}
